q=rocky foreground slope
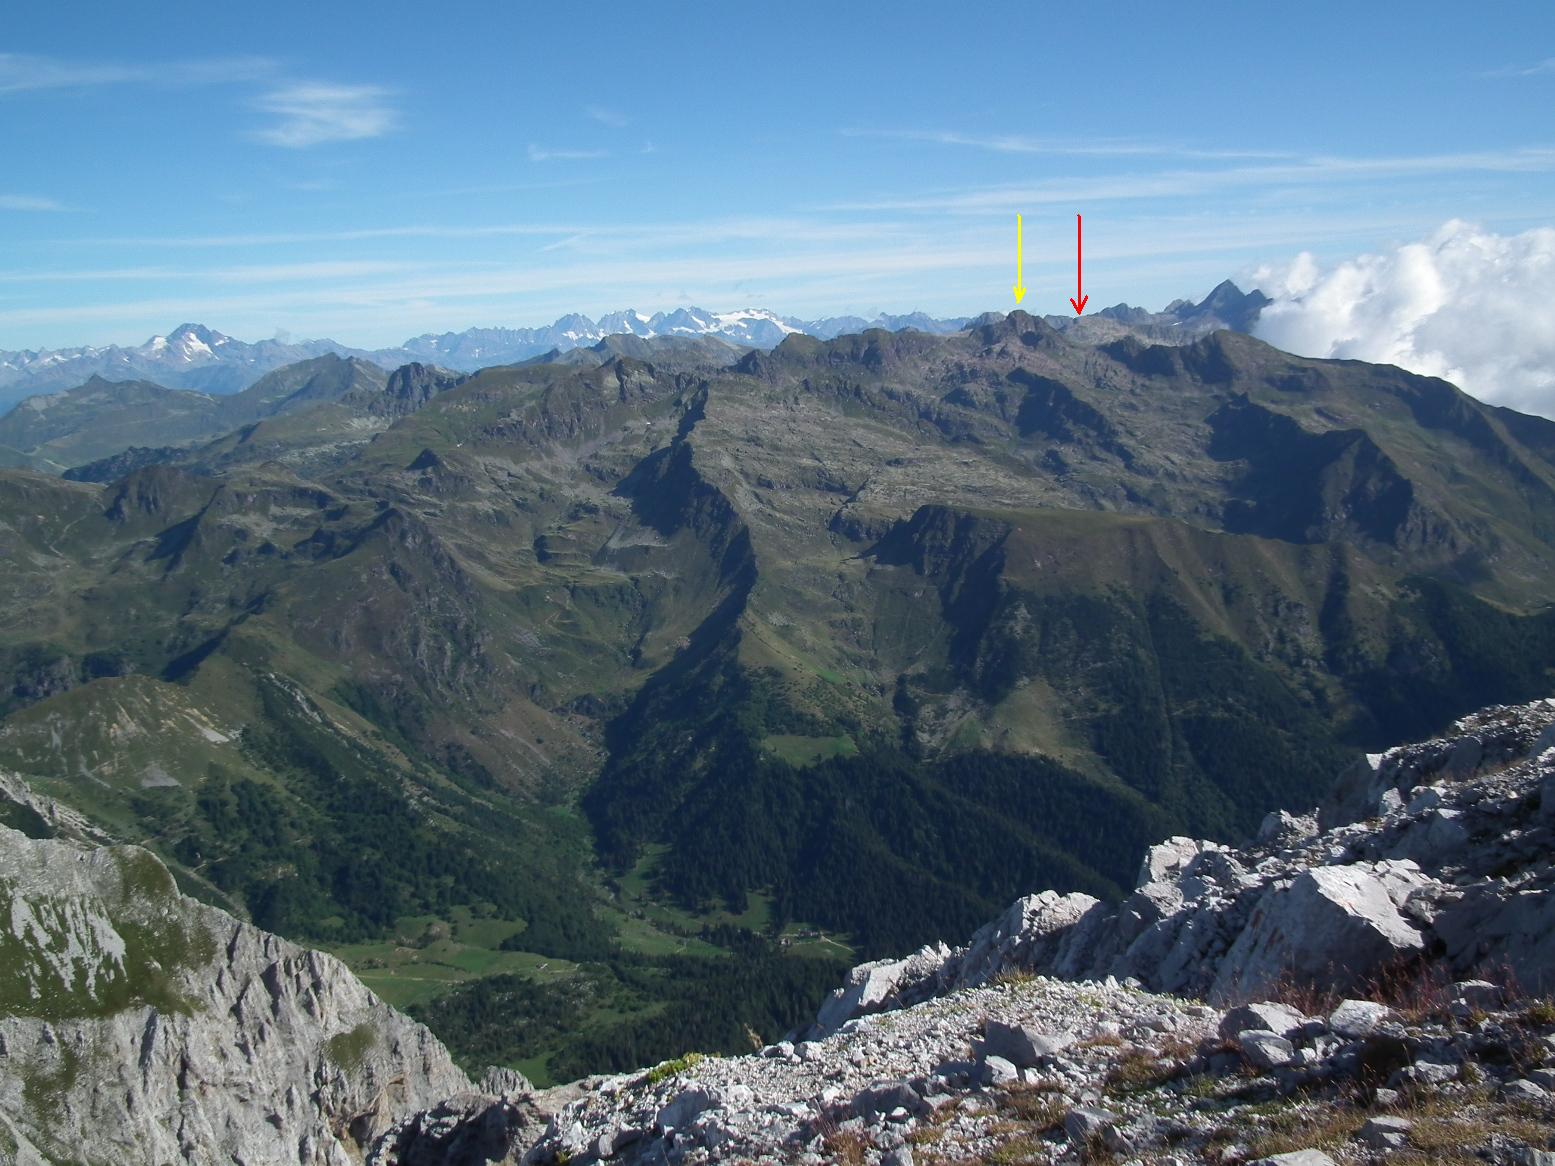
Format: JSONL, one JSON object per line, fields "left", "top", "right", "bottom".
{"left": 400, "top": 698, "right": 1555, "bottom": 1165}
{"left": 0, "top": 787, "right": 475, "bottom": 1165}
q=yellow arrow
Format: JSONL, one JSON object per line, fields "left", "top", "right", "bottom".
{"left": 1012, "top": 213, "right": 1026, "bottom": 304}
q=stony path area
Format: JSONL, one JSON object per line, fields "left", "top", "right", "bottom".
{"left": 511, "top": 974, "right": 1555, "bottom": 1165}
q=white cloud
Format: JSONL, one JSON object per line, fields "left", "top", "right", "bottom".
{"left": 528, "top": 143, "right": 609, "bottom": 162}
{"left": 253, "top": 83, "right": 396, "bottom": 148}
{"left": 842, "top": 128, "right": 1292, "bottom": 160}
{"left": 0, "top": 52, "right": 275, "bottom": 94}
{"left": 825, "top": 148, "right": 1555, "bottom": 214}
{"left": 1252, "top": 220, "right": 1555, "bottom": 417}
{"left": 1484, "top": 56, "right": 1555, "bottom": 78}
{"left": 584, "top": 104, "right": 629, "bottom": 128}
{"left": 0, "top": 194, "right": 66, "bottom": 211}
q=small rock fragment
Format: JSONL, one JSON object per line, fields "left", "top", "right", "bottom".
{"left": 1449, "top": 980, "right": 1502, "bottom": 1013}
{"left": 1395, "top": 1060, "right": 1457, "bottom": 1086}
{"left": 1329, "top": 999, "right": 1394, "bottom": 1038}
{"left": 1358, "top": 1115, "right": 1412, "bottom": 1150}
{"left": 983, "top": 1019, "right": 1073, "bottom": 1067}
{"left": 1062, "top": 1105, "right": 1121, "bottom": 1145}
{"left": 655, "top": 1086, "right": 716, "bottom": 1133}
{"left": 1218, "top": 1002, "right": 1307, "bottom": 1040}
{"left": 978, "top": 1055, "right": 1019, "bottom": 1086}
{"left": 1502, "top": 1078, "right": 1550, "bottom": 1103}
{"left": 852, "top": 1081, "right": 924, "bottom": 1119}
{"left": 1250, "top": 1152, "right": 1338, "bottom": 1166}
{"left": 1238, "top": 1030, "right": 1296, "bottom": 1070}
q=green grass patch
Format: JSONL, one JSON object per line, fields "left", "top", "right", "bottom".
{"left": 324, "top": 1020, "right": 378, "bottom": 1074}
{"left": 761, "top": 734, "right": 858, "bottom": 766}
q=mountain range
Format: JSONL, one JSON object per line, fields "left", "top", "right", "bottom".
{"left": 0, "top": 280, "right": 1269, "bottom": 411}
{"left": 2, "top": 292, "right": 1551, "bottom": 1082}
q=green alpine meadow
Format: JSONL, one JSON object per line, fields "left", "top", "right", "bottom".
{"left": 4, "top": 313, "right": 1554, "bottom": 1081}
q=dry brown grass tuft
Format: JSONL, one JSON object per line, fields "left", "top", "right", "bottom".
{"left": 996, "top": 1082, "right": 1068, "bottom": 1130}
{"left": 821, "top": 1128, "right": 869, "bottom": 1165}
{"left": 1522, "top": 997, "right": 1555, "bottom": 1026}
{"left": 1241, "top": 1102, "right": 1368, "bottom": 1157}
{"left": 1076, "top": 1032, "right": 1126, "bottom": 1049}
{"left": 1106, "top": 1047, "right": 1186, "bottom": 1094}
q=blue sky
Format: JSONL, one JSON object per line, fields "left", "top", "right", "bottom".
{"left": 2, "top": 0, "right": 1553, "bottom": 350}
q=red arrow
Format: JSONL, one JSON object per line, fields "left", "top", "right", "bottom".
{"left": 1068, "top": 213, "right": 1088, "bottom": 314}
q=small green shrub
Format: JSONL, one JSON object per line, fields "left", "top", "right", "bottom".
{"left": 644, "top": 1051, "right": 704, "bottom": 1084}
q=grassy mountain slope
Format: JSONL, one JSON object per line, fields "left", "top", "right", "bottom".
{"left": 0, "top": 354, "right": 395, "bottom": 473}
{"left": 3, "top": 317, "right": 1555, "bottom": 1079}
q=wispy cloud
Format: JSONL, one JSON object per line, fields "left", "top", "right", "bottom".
{"left": 253, "top": 83, "right": 397, "bottom": 148}
{"left": 397, "top": 176, "right": 608, "bottom": 199}
{"left": 0, "top": 52, "right": 275, "bottom": 95}
{"left": 0, "top": 260, "right": 458, "bottom": 285}
{"left": 69, "top": 216, "right": 906, "bottom": 251}
{"left": 823, "top": 147, "right": 1555, "bottom": 213}
{"left": 1482, "top": 56, "right": 1555, "bottom": 78}
{"left": 585, "top": 104, "right": 629, "bottom": 128}
{"left": 539, "top": 232, "right": 593, "bottom": 253}
{"left": 76, "top": 224, "right": 582, "bottom": 248}
{"left": 528, "top": 143, "right": 609, "bottom": 162}
{"left": 842, "top": 128, "right": 1293, "bottom": 160}
{"left": 0, "top": 194, "right": 68, "bottom": 212}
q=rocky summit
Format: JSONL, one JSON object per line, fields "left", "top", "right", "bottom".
{"left": 380, "top": 697, "right": 1555, "bottom": 1165}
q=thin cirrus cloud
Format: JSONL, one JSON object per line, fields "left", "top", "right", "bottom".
{"left": 584, "top": 104, "right": 630, "bottom": 128}
{"left": 1, "top": 54, "right": 392, "bottom": 151}
{"left": 252, "top": 83, "right": 398, "bottom": 148}
{"left": 0, "top": 52, "right": 276, "bottom": 94}
{"left": 0, "top": 259, "right": 458, "bottom": 286}
{"left": 1482, "top": 56, "right": 1555, "bottom": 79}
{"left": 0, "top": 194, "right": 67, "bottom": 212}
{"left": 823, "top": 147, "right": 1555, "bottom": 213}
{"left": 527, "top": 143, "right": 610, "bottom": 162}
{"left": 842, "top": 128, "right": 1295, "bottom": 160}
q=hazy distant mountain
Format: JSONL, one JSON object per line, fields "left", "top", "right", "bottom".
{"left": 0, "top": 323, "right": 392, "bottom": 405}
{"left": 0, "top": 308, "right": 978, "bottom": 407}
{"left": 0, "top": 354, "right": 392, "bottom": 473}
{"left": 0, "top": 289, "right": 1269, "bottom": 411}
{"left": 0, "top": 288, "right": 1275, "bottom": 412}
{"left": 397, "top": 306, "right": 973, "bottom": 367}
{"left": 0, "top": 285, "right": 1275, "bottom": 456}
{"left": 1043, "top": 280, "right": 1272, "bottom": 344}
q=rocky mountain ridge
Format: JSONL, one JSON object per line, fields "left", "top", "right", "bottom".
{"left": 0, "top": 280, "right": 1267, "bottom": 409}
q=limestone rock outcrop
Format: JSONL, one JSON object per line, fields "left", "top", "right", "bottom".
{"left": 812, "top": 697, "right": 1555, "bottom": 1032}
{"left": 0, "top": 822, "right": 472, "bottom": 1165}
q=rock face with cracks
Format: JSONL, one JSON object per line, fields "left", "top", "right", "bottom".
{"left": 0, "top": 820, "right": 474, "bottom": 1165}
